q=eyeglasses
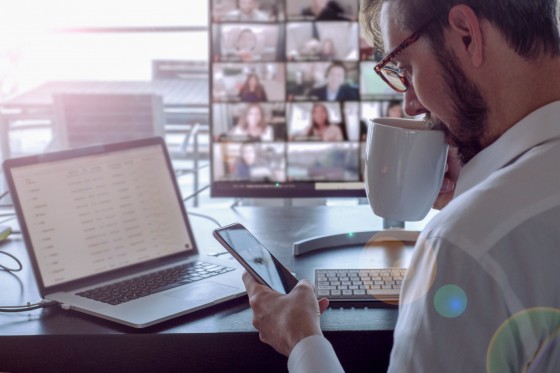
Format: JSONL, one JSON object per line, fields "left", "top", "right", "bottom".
{"left": 373, "top": 17, "right": 438, "bottom": 93}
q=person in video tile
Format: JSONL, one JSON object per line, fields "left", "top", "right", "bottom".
{"left": 308, "top": 62, "right": 359, "bottom": 101}
{"left": 230, "top": 142, "right": 285, "bottom": 181}
{"left": 229, "top": 103, "right": 274, "bottom": 141}
{"left": 319, "top": 38, "right": 337, "bottom": 60}
{"left": 233, "top": 28, "right": 259, "bottom": 62}
{"left": 385, "top": 99, "right": 404, "bottom": 118}
{"left": 293, "top": 103, "right": 343, "bottom": 141}
{"left": 238, "top": 73, "right": 269, "bottom": 102}
{"left": 232, "top": 143, "right": 259, "bottom": 179}
{"left": 301, "top": 0, "right": 350, "bottom": 21}
{"left": 223, "top": 0, "right": 270, "bottom": 21}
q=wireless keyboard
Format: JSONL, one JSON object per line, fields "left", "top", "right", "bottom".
{"left": 314, "top": 268, "right": 405, "bottom": 303}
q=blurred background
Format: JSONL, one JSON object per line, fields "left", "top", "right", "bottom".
{"left": 0, "top": 0, "right": 217, "bottom": 207}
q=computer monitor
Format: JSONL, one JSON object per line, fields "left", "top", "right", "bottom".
{"left": 209, "top": 0, "right": 403, "bottom": 198}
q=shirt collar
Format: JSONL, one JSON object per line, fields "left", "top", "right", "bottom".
{"left": 455, "top": 101, "right": 560, "bottom": 197}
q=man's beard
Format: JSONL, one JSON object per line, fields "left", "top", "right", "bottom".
{"left": 424, "top": 46, "right": 490, "bottom": 165}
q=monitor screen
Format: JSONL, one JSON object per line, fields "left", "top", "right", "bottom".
{"left": 209, "top": 0, "right": 403, "bottom": 198}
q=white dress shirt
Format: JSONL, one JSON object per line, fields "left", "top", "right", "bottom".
{"left": 288, "top": 101, "right": 560, "bottom": 372}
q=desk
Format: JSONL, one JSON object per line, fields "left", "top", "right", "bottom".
{"left": 0, "top": 79, "right": 209, "bottom": 160}
{"left": 0, "top": 205, "right": 419, "bottom": 372}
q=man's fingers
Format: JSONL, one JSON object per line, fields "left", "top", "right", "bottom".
{"left": 242, "top": 271, "right": 260, "bottom": 293}
{"left": 318, "top": 297, "right": 330, "bottom": 314}
{"left": 294, "top": 278, "right": 313, "bottom": 290}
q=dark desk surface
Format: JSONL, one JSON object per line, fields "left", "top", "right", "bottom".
{"left": 0, "top": 205, "right": 422, "bottom": 372}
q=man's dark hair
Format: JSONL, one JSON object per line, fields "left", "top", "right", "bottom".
{"left": 360, "top": 0, "right": 560, "bottom": 59}
{"left": 325, "top": 62, "right": 347, "bottom": 77}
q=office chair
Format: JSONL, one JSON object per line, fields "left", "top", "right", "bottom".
{"left": 51, "top": 93, "right": 165, "bottom": 150}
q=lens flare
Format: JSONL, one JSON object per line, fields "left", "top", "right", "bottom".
{"left": 433, "top": 284, "right": 467, "bottom": 318}
{"left": 487, "top": 308, "right": 560, "bottom": 373}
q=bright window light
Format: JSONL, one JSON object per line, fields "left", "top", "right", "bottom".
{"left": 0, "top": 0, "right": 209, "bottom": 97}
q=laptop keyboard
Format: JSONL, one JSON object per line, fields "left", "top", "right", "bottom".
{"left": 77, "top": 261, "right": 235, "bottom": 305}
{"left": 315, "top": 268, "right": 405, "bottom": 301}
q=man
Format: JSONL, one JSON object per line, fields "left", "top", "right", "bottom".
{"left": 308, "top": 62, "right": 359, "bottom": 101}
{"left": 243, "top": 0, "right": 560, "bottom": 371}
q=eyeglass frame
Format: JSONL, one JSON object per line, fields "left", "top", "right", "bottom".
{"left": 373, "top": 16, "right": 441, "bottom": 93}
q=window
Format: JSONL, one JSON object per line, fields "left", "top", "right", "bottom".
{"left": 0, "top": 1, "right": 215, "bottom": 206}
{"left": 0, "top": 0, "right": 209, "bottom": 93}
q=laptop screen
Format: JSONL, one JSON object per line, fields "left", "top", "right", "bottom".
{"left": 9, "top": 142, "right": 194, "bottom": 288}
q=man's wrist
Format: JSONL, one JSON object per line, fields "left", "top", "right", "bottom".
{"left": 287, "top": 330, "right": 323, "bottom": 355}
{"left": 288, "top": 335, "right": 344, "bottom": 373}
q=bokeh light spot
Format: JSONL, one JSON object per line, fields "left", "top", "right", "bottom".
{"left": 487, "top": 308, "right": 560, "bottom": 373}
{"left": 434, "top": 284, "right": 467, "bottom": 318}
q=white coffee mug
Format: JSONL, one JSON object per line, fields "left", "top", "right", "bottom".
{"left": 365, "top": 117, "right": 449, "bottom": 221}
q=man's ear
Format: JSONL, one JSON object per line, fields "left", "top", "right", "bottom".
{"left": 447, "top": 5, "right": 484, "bottom": 67}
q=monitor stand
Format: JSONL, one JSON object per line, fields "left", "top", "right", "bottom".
{"left": 293, "top": 219, "right": 419, "bottom": 256}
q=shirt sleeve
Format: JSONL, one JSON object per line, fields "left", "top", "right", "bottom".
{"left": 288, "top": 335, "right": 345, "bottom": 373}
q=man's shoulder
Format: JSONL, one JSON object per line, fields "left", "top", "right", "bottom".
{"left": 424, "top": 144, "right": 560, "bottom": 253}
{"left": 337, "top": 84, "right": 359, "bottom": 99}
{"left": 309, "top": 85, "right": 326, "bottom": 92}
{"left": 308, "top": 86, "right": 327, "bottom": 97}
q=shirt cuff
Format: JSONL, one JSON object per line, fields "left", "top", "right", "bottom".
{"left": 288, "top": 335, "right": 345, "bottom": 373}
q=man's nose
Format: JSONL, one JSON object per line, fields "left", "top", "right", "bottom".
{"left": 403, "top": 86, "right": 428, "bottom": 117}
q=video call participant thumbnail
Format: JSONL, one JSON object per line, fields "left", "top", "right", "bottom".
{"left": 290, "top": 103, "right": 344, "bottom": 142}
{"left": 222, "top": 0, "right": 269, "bottom": 21}
{"left": 228, "top": 103, "right": 274, "bottom": 141}
{"left": 213, "top": 24, "right": 283, "bottom": 62}
{"left": 286, "top": 142, "right": 360, "bottom": 182}
{"left": 213, "top": 0, "right": 284, "bottom": 22}
{"left": 308, "top": 62, "right": 359, "bottom": 101}
{"left": 214, "top": 142, "right": 286, "bottom": 182}
{"left": 285, "top": 22, "right": 359, "bottom": 62}
{"left": 213, "top": 102, "right": 286, "bottom": 142}
{"left": 238, "top": 73, "right": 268, "bottom": 102}
{"left": 212, "top": 63, "right": 285, "bottom": 102}
{"left": 294, "top": 0, "right": 356, "bottom": 21}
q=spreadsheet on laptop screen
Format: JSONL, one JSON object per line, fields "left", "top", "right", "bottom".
{"left": 11, "top": 144, "right": 194, "bottom": 287}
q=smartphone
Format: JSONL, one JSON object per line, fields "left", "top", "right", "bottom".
{"left": 213, "top": 223, "right": 298, "bottom": 294}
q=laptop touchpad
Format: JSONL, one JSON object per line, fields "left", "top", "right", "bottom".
{"left": 165, "top": 282, "right": 241, "bottom": 301}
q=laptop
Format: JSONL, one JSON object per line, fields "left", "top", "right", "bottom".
{"left": 3, "top": 137, "right": 246, "bottom": 328}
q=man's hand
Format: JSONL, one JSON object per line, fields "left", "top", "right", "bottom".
{"left": 242, "top": 272, "right": 329, "bottom": 356}
{"left": 434, "top": 146, "right": 461, "bottom": 210}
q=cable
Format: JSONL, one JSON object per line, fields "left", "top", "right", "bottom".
{"left": 175, "top": 163, "right": 209, "bottom": 178}
{"left": 0, "top": 245, "right": 51, "bottom": 313}
{"left": 0, "top": 250, "right": 22, "bottom": 272}
{"left": 182, "top": 184, "right": 210, "bottom": 203}
{"left": 187, "top": 211, "right": 222, "bottom": 228}
{"left": 0, "top": 299, "right": 58, "bottom": 313}
{"left": 0, "top": 215, "right": 17, "bottom": 225}
{"left": 0, "top": 190, "right": 9, "bottom": 201}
